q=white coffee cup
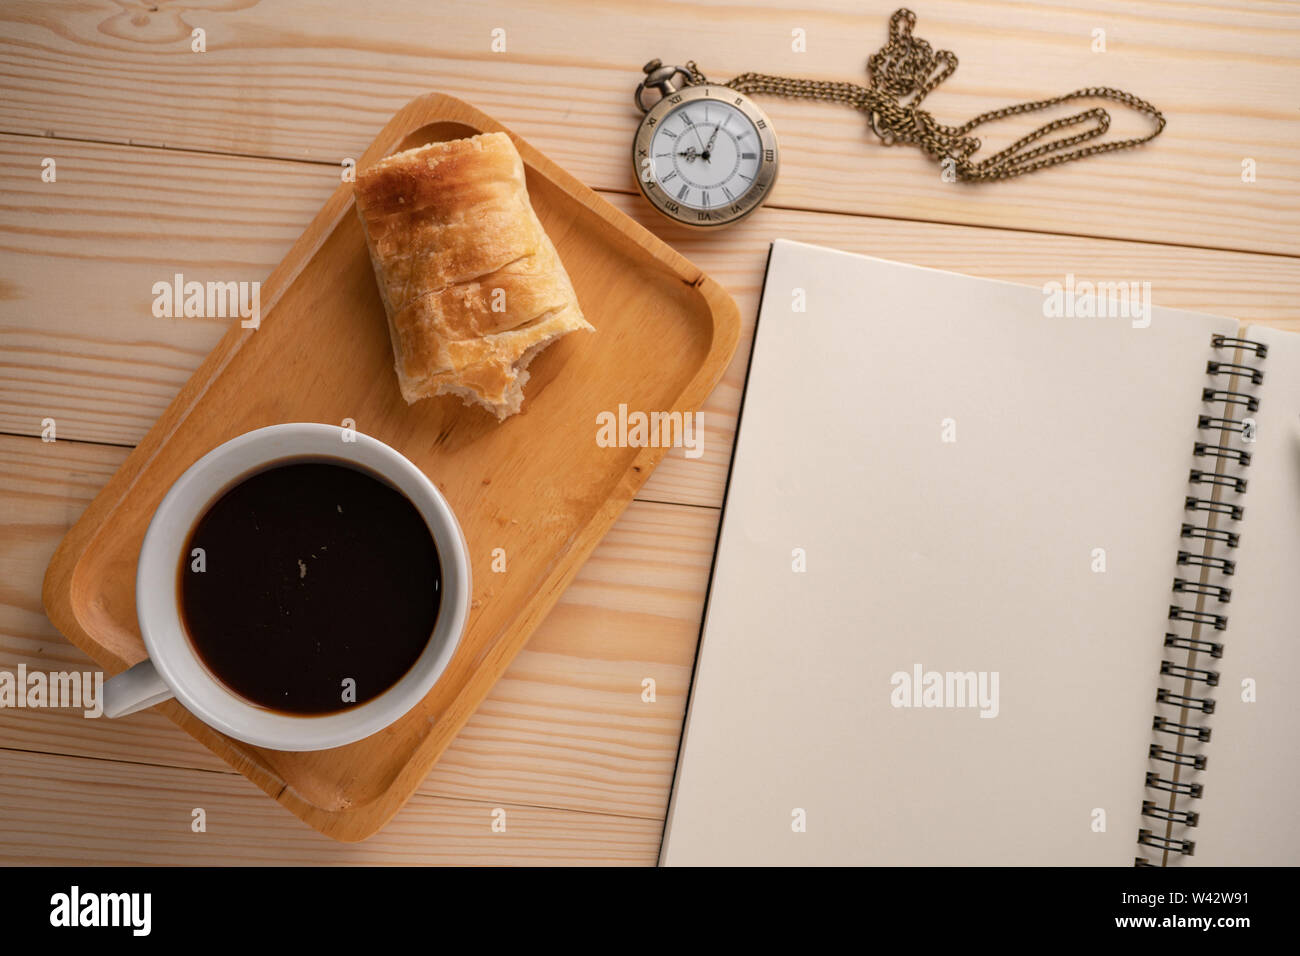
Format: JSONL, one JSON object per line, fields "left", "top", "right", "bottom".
{"left": 104, "top": 423, "right": 471, "bottom": 752}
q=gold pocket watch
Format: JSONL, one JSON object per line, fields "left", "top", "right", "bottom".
{"left": 628, "top": 10, "right": 1168, "bottom": 231}
{"left": 632, "top": 59, "right": 779, "bottom": 229}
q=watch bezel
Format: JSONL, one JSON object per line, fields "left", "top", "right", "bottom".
{"left": 633, "top": 85, "right": 779, "bottom": 229}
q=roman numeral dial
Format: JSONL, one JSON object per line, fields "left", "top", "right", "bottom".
{"left": 634, "top": 83, "right": 779, "bottom": 228}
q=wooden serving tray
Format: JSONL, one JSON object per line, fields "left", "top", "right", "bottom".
{"left": 41, "top": 93, "right": 740, "bottom": 841}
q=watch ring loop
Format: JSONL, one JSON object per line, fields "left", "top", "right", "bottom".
{"left": 634, "top": 66, "right": 696, "bottom": 114}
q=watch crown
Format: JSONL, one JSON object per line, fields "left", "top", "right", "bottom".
{"left": 634, "top": 60, "right": 689, "bottom": 113}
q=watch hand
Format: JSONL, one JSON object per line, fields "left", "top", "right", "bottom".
{"left": 692, "top": 122, "right": 708, "bottom": 154}
{"left": 703, "top": 124, "right": 720, "bottom": 160}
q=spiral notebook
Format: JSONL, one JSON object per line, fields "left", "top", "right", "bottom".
{"left": 660, "top": 240, "right": 1300, "bottom": 866}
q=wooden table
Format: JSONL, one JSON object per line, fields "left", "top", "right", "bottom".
{"left": 1, "top": 0, "right": 1296, "bottom": 864}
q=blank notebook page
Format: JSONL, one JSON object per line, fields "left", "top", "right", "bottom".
{"left": 661, "top": 240, "right": 1238, "bottom": 866}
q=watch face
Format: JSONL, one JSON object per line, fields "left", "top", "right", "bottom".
{"left": 634, "top": 86, "right": 778, "bottom": 227}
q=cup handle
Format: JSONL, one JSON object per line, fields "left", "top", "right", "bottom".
{"left": 103, "top": 659, "right": 174, "bottom": 718}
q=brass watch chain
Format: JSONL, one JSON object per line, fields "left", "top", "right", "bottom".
{"left": 682, "top": 7, "right": 1167, "bottom": 182}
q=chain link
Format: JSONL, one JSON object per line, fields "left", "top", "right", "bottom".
{"left": 684, "top": 8, "right": 1166, "bottom": 182}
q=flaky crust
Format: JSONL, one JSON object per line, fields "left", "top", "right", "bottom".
{"left": 354, "top": 131, "right": 592, "bottom": 418}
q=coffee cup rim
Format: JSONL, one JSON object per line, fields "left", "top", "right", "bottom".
{"left": 135, "top": 422, "right": 471, "bottom": 751}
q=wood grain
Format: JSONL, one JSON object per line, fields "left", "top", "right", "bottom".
{"left": 2, "top": 134, "right": 1298, "bottom": 511}
{"left": 3, "top": 0, "right": 1298, "bottom": 864}
{"left": 38, "top": 93, "right": 739, "bottom": 840}
{"left": 1, "top": 0, "right": 1296, "bottom": 253}
{"left": 0, "top": 748, "right": 661, "bottom": 864}
{"left": 0, "top": 431, "right": 714, "bottom": 819}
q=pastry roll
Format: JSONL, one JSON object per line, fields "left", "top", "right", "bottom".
{"left": 354, "top": 132, "right": 592, "bottom": 419}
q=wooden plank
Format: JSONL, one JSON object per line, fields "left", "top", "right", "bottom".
{"left": 3, "top": 135, "right": 1299, "bottom": 511}
{"left": 0, "top": 748, "right": 661, "bottom": 864}
{"left": 1, "top": 0, "right": 1296, "bottom": 252}
{"left": 0, "top": 433, "right": 714, "bottom": 820}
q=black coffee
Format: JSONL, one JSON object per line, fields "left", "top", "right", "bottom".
{"left": 178, "top": 459, "right": 441, "bottom": 715}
